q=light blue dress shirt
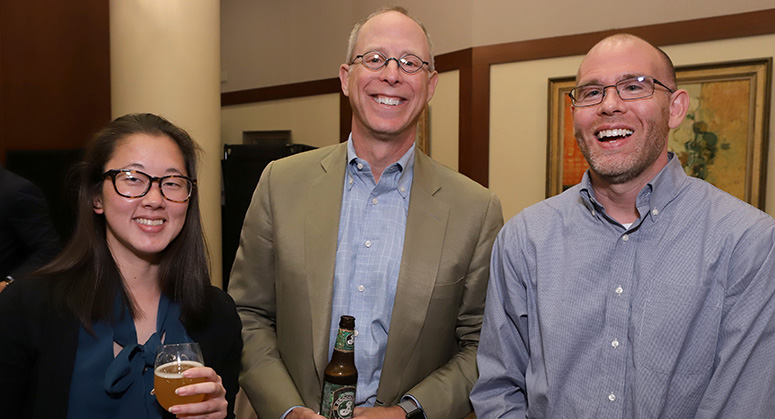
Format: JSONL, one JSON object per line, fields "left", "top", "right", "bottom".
{"left": 471, "top": 153, "right": 775, "bottom": 418}
{"left": 329, "top": 137, "right": 414, "bottom": 407}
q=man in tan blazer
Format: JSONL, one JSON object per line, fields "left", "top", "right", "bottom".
{"left": 228, "top": 7, "right": 502, "bottom": 419}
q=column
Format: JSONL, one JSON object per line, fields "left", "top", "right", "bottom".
{"left": 110, "top": 0, "right": 223, "bottom": 287}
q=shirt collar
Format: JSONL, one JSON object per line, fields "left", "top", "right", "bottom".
{"left": 345, "top": 135, "right": 415, "bottom": 198}
{"left": 639, "top": 152, "right": 687, "bottom": 222}
{"left": 579, "top": 152, "right": 688, "bottom": 224}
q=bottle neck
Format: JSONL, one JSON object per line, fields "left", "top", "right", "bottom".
{"left": 334, "top": 328, "right": 355, "bottom": 353}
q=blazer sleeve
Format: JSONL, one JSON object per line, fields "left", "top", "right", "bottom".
{"left": 0, "top": 279, "right": 36, "bottom": 418}
{"left": 228, "top": 162, "right": 307, "bottom": 419}
{"left": 5, "top": 176, "right": 61, "bottom": 278}
{"left": 409, "top": 191, "right": 504, "bottom": 418}
{"left": 0, "top": 277, "right": 77, "bottom": 419}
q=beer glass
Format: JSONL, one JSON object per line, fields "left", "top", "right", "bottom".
{"left": 153, "top": 342, "right": 206, "bottom": 410}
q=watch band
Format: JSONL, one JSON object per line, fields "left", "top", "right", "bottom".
{"left": 397, "top": 400, "right": 423, "bottom": 419}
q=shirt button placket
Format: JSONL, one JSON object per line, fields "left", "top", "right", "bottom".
{"left": 602, "top": 223, "right": 633, "bottom": 419}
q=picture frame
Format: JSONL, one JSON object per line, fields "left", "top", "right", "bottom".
{"left": 546, "top": 58, "right": 772, "bottom": 209}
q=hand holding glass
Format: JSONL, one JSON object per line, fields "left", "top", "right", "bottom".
{"left": 154, "top": 343, "right": 206, "bottom": 410}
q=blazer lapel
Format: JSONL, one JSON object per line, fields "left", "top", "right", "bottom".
{"left": 377, "top": 150, "right": 449, "bottom": 402}
{"left": 305, "top": 143, "right": 348, "bottom": 382}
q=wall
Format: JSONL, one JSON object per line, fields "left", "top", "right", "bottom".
{"left": 220, "top": 1, "right": 775, "bottom": 91}
{"left": 428, "top": 70, "right": 460, "bottom": 170}
{"left": 222, "top": 94, "right": 340, "bottom": 149}
{"left": 490, "top": 55, "right": 584, "bottom": 219}
{"left": 469, "top": 0, "right": 773, "bottom": 48}
{"left": 220, "top": 2, "right": 353, "bottom": 91}
{"left": 220, "top": 0, "right": 474, "bottom": 92}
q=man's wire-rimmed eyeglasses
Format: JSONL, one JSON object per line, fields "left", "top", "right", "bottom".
{"left": 569, "top": 76, "right": 675, "bottom": 107}
{"left": 352, "top": 50, "right": 430, "bottom": 74}
{"left": 103, "top": 169, "right": 196, "bottom": 203}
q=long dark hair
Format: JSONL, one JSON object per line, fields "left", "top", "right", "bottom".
{"left": 37, "top": 113, "right": 211, "bottom": 332}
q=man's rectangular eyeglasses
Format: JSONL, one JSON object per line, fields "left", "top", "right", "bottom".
{"left": 103, "top": 169, "right": 196, "bottom": 203}
{"left": 569, "top": 76, "right": 675, "bottom": 107}
{"left": 352, "top": 51, "right": 429, "bottom": 74}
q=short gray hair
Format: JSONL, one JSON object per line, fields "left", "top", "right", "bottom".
{"left": 344, "top": 6, "right": 435, "bottom": 72}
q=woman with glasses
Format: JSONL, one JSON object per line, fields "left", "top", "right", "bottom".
{"left": 0, "top": 113, "right": 242, "bottom": 419}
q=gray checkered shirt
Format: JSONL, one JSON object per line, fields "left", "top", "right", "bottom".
{"left": 472, "top": 154, "right": 775, "bottom": 418}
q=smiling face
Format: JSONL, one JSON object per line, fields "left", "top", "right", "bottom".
{"left": 572, "top": 36, "right": 688, "bottom": 187}
{"left": 339, "top": 11, "right": 438, "bottom": 146}
{"left": 93, "top": 133, "right": 189, "bottom": 265}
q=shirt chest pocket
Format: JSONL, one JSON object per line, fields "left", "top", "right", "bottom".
{"left": 634, "top": 282, "right": 722, "bottom": 375}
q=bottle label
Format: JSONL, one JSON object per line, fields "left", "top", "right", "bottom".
{"left": 321, "top": 382, "right": 355, "bottom": 419}
{"left": 334, "top": 329, "right": 354, "bottom": 353}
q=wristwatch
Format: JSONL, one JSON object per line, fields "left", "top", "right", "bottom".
{"left": 2, "top": 276, "right": 13, "bottom": 285}
{"left": 397, "top": 400, "right": 424, "bottom": 419}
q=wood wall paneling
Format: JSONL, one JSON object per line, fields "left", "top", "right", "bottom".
{"left": 221, "top": 78, "right": 341, "bottom": 106}
{"left": 0, "top": 0, "right": 111, "bottom": 165}
{"left": 339, "top": 91, "right": 352, "bottom": 143}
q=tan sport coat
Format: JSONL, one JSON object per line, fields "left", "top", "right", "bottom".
{"left": 228, "top": 142, "right": 503, "bottom": 418}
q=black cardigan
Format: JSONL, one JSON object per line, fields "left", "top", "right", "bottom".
{"left": 0, "top": 277, "right": 242, "bottom": 419}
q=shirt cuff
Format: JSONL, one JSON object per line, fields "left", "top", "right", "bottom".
{"left": 279, "top": 405, "right": 304, "bottom": 419}
{"left": 400, "top": 395, "right": 427, "bottom": 419}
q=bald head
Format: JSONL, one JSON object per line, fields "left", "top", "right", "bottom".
{"left": 579, "top": 34, "right": 676, "bottom": 89}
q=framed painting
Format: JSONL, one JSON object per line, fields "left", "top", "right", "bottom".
{"left": 546, "top": 58, "right": 772, "bottom": 209}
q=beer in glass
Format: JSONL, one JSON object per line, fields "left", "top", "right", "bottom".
{"left": 154, "top": 343, "right": 206, "bottom": 410}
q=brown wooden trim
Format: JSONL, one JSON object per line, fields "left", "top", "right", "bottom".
{"left": 459, "top": 62, "right": 491, "bottom": 187}
{"left": 435, "top": 48, "right": 471, "bottom": 73}
{"left": 339, "top": 92, "right": 352, "bottom": 143}
{"left": 221, "top": 78, "right": 341, "bottom": 106}
{"left": 475, "top": 8, "right": 775, "bottom": 66}
{"left": 456, "top": 46, "right": 491, "bottom": 187}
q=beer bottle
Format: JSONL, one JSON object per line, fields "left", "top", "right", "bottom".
{"left": 321, "top": 315, "right": 357, "bottom": 419}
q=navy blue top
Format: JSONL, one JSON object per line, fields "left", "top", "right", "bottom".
{"left": 67, "top": 294, "right": 192, "bottom": 419}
